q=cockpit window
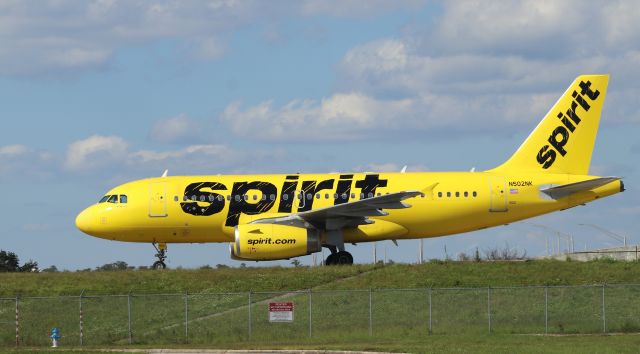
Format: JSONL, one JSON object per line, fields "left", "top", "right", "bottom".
{"left": 99, "top": 196, "right": 109, "bottom": 203}
{"left": 107, "top": 195, "right": 118, "bottom": 203}
{"left": 120, "top": 195, "right": 128, "bottom": 204}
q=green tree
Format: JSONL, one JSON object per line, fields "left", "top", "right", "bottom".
{"left": 0, "top": 250, "right": 20, "bottom": 272}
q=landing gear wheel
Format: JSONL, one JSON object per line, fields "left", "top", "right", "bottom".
{"left": 325, "top": 253, "right": 337, "bottom": 265}
{"left": 151, "top": 242, "right": 168, "bottom": 270}
{"left": 335, "top": 251, "right": 353, "bottom": 265}
{"left": 325, "top": 251, "right": 353, "bottom": 265}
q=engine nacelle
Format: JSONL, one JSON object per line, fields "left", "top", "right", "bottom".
{"left": 230, "top": 224, "right": 321, "bottom": 261}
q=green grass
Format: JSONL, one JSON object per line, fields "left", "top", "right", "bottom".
{"left": 4, "top": 334, "right": 640, "bottom": 354}
{"left": 3, "top": 259, "right": 640, "bottom": 297}
{"left": 2, "top": 260, "right": 640, "bottom": 350}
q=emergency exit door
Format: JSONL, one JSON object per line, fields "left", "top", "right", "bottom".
{"left": 489, "top": 176, "right": 508, "bottom": 212}
{"left": 149, "top": 182, "right": 168, "bottom": 217}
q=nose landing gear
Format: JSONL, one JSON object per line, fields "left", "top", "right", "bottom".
{"left": 152, "top": 242, "right": 167, "bottom": 269}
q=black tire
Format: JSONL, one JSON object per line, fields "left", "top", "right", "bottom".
{"left": 325, "top": 253, "right": 337, "bottom": 266}
{"left": 335, "top": 251, "right": 353, "bottom": 265}
{"left": 152, "top": 261, "right": 166, "bottom": 270}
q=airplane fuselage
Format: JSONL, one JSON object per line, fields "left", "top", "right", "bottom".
{"left": 76, "top": 171, "right": 622, "bottom": 244}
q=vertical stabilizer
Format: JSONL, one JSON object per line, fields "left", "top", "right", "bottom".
{"left": 491, "top": 75, "right": 609, "bottom": 175}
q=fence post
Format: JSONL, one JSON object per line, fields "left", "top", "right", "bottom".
{"left": 368, "top": 288, "right": 373, "bottom": 336}
{"left": 15, "top": 296, "right": 19, "bottom": 347}
{"left": 602, "top": 284, "right": 606, "bottom": 333}
{"left": 127, "top": 293, "right": 132, "bottom": 345}
{"left": 308, "top": 289, "right": 312, "bottom": 337}
{"left": 544, "top": 286, "right": 548, "bottom": 334}
{"left": 79, "top": 290, "right": 85, "bottom": 346}
{"left": 428, "top": 287, "right": 432, "bottom": 335}
{"left": 184, "top": 291, "right": 189, "bottom": 343}
{"left": 248, "top": 291, "right": 252, "bottom": 340}
{"left": 487, "top": 287, "right": 492, "bottom": 334}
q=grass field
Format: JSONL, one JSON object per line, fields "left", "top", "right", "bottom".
{"left": 3, "top": 259, "right": 640, "bottom": 297}
{"left": 2, "top": 260, "right": 640, "bottom": 352}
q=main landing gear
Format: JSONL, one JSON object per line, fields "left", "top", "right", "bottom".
{"left": 152, "top": 242, "right": 167, "bottom": 270}
{"left": 324, "top": 246, "right": 353, "bottom": 265}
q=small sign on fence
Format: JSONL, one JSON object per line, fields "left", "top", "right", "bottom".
{"left": 268, "top": 302, "right": 294, "bottom": 322}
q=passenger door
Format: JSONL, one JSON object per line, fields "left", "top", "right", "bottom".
{"left": 489, "top": 176, "right": 508, "bottom": 212}
{"left": 149, "top": 182, "right": 168, "bottom": 217}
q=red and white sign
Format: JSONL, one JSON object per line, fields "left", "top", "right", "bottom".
{"left": 268, "top": 302, "right": 294, "bottom": 322}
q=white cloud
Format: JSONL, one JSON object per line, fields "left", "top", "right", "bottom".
{"left": 149, "top": 114, "right": 200, "bottom": 144}
{"left": 301, "top": 0, "right": 425, "bottom": 18}
{"left": 0, "top": 144, "right": 29, "bottom": 156}
{"left": 0, "top": 144, "right": 56, "bottom": 180}
{"left": 0, "top": 1, "right": 426, "bottom": 77}
{"left": 65, "top": 135, "right": 129, "bottom": 171}
{"left": 219, "top": 1, "right": 640, "bottom": 142}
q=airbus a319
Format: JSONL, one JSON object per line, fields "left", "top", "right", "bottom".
{"left": 76, "top": 75, "right": 623, "bottom": 268}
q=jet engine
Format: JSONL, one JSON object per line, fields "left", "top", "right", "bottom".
{"left": 229, "top": 223, "right": 321, "bottom": 261}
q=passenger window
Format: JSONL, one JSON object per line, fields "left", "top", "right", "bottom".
{"left": 217, "top": 195, "right": 224, "bottom": 201}
{"left": 447, "top": 192, "right": 451, "bottom": 197}
{"left": 235, "top": 195, "right": 241, "bottom": 202}
{"left": 377, "top": 193, "right": 381, "bottom": 197}
{"left": 306, "top": 193, "right": 312, "bottom": 200}
{"left": 208, "top": 195, "right": 214, "bottom": 202}
{"left": 438, "top": 192, "right": 442, "bottom": 198}
{"left": 464, "top": 191, "right": 468, "bottom": 197}
{"left": 120, "top": 195, "right": 128, "bottom": 203}
{"left": 455, "top": 192, "right": 460, "bottom": 197}
{"left": 315, "top": 194, "right": 320, "bottom": 199}
{"left": 191, "top": 195, "right": 197, "bottom": 201}
{"left": 283, "top": 194, "right": 289, "bottom": 201}
{"left": 270, "top": 194, "right": 276, "bottom": 201}
{"left": 107, "top": 195, "right": 118, "bottom": 203}
{"left": 174, "top": 196, "right": 178, "bottom": 202}
{"left": 360, "top": 193, "right": 365, "bottom": 199}
{"left": 351, "top": 193, "right": 356, "bottom": 199}
{"left": 333, "top": 193, "right": 338, "bottom": 199}
{"left": 253, "top": 195, "right": 258, "bottom": 201}
{"left": 341, "top": 194, "right": 347, "bottom": 200}
{"left": 473, "top": 191, "right": 477, "bottom": 197}
{"left": 200, "top": 195, "right": 206, "bottom": 202}
{"left": 243, "top": 195, "right": 249, "bottom": 201}
{"left": 368, "top": 192, "right": 373, "bottom": 198}
{"left": 226, "top": 195, "right": 231, "bottom": 201}
{"left": 99, "top": 196, "right": 109, "bottom": 203}
{"left": 325, "top": 193, "right": 330, "bottom": 199}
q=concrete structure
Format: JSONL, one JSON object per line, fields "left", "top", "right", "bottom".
{"left": 542, "top": 245, "right": 640, "bottom": 261}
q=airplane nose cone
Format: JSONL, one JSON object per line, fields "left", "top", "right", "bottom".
{"left": 75, "top": 208, "right": 95, "bottom": 235}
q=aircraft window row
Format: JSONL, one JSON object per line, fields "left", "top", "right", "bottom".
{"left": 437, "top": 191, "right": 477, "bottom": 198}
{"left": 98, "top": 195, "right": 128, "bottom": 204}
{"left": 177, "top": 192, "right": 416, "bottom": 203}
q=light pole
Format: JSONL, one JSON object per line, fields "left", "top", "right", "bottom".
{"left": 579, "top": 224, "right": 627, "bottom": 247}
{"left": 531, "top": 223, "right": 574, "bottom": 254}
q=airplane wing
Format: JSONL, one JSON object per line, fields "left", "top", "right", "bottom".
{"left": 540, "top": 177, "right": 620, "bottom": 200}
{"left": 251, "top": 190, "right": 424, "bottom": 230}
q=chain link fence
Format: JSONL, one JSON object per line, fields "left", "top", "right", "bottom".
{"left": 3, "top": 284, "right": 640, "bottom": 347}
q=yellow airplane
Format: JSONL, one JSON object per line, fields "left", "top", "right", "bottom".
{"left": 76, "top": 75, "right": 623, "bottom": 268}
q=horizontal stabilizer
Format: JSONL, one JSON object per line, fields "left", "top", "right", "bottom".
{"left": 540, "top": 177, "right": 620, "bottom": 200}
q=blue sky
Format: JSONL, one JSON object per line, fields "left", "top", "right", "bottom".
{"left": 1, "top": 0, "right": 638, "bottom": 270}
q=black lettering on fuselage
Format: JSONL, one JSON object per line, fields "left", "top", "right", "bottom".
{"left": 180, "top": 174, "right": 388, "bottom": 225}
{"left": 181, "top": 182, "right": 227, "bottom": 216}
{"left": 355, "top": 174, "right": 388, "bottom": 198}
{"left": 226, "top": 181, "right": 277, "bottom": 227}
{"left": 277, "top": 175, "right": 298, "bottom": 213}
{"left": 335, "top": 174, "right": 353, "bottom": 205}
{"left": 298, "top": 179, "right": 334, "bottom": 212}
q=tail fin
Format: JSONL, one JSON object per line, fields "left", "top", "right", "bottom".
{"left": 491, "top": 74, "right": 609, "bottom": 175}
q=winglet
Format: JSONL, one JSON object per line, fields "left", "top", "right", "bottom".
{"left": 161, "top": 169, "right": 168, "bottom": 177}
{"left": 421, "top": 182, "right": 439, "bottom": 197}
